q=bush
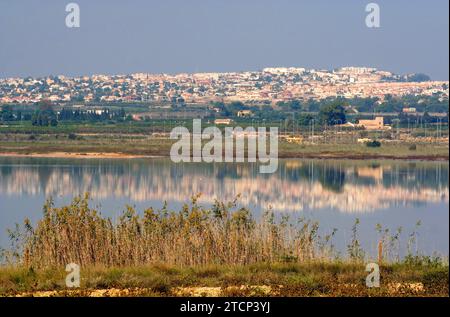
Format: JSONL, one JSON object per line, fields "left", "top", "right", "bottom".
{"left": 409, "top": 144, "right": 417, "bottom": 151}
{"left": 365, "top": 140, "right": 381, "bottom": 148}
{"left": 422, "top": 269, "right": 449, "bottom": 289}
{"left": 68, "top": 133, "right": 77, "bottom": 140}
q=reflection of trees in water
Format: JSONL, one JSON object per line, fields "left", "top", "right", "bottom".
{"left": 37, "top": 166, "right": 54, "bottom": 195}
{"left": 0, "top": 158, "right": 447, "bottom": 189}
{"left": 276, "top": 160, "right": 348, "bottom": 193}
{"left": 317, "top": 166, "right": 346, "bottom": 193}
{"left": 0, "top": 165, "right": 13, "bottom": 178}
{"left": 0, "top": 158, "right": 448, "bottom": 213}
{"left": 3, "top": 157, "right": 445, "bottom": 190}
{"left": 381, "top": 163, "right": 448, "bottom": 190}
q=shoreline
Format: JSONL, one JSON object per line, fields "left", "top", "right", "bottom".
{"left": 0, "top": 151, "right": 448, "bottom": 161}
{"left": 0, "top": 152, "right": 154, "bottom": 159}
{"left": 1, "top": 262, "right": 448, "bottom": 297}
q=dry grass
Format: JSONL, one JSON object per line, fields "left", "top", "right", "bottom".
{"left": 4, "top": 194, "right": 342, "bottom": 268}
{"left": 2, "top": 194, "right": 445, "bottom": 269}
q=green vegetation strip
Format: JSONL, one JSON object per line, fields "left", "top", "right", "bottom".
{"left": 0, "top": 262, "right": 448, "bottom": 297}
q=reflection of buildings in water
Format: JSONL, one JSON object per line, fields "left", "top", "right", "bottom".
{"left": 0, "top": 160, "right": 448, "bottom": 213}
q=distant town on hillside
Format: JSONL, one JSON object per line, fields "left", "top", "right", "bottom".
{"left": 0, "top": 67, "right": 448, "bottom": 106}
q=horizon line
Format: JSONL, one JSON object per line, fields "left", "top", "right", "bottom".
{"left": 0, "top": 65, "right": 445, "bottom": 81}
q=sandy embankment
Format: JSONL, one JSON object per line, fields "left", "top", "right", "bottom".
{"left": 0, "top": 152, "right": 153, "bottom": 159}
{"left": 0, "top": 151, "right": 447, "bottom": 161}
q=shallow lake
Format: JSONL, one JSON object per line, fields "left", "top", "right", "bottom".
{"left": 0, "top": 157, "right": 448, "bottom": 258}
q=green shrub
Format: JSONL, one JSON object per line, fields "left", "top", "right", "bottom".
{"left": 365, "top": 140, "right": 381, "bottom": 148}
{"left": 422, "top": 269, "right": 449, "bottom": 289}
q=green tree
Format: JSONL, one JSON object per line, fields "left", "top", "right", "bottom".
{"left": 318, "top": 102, "right": 347, "bottom": 126}
{"left": 32, "top": 100, "right": 58, "bottom": 127}
{"left": 422, "top": 111, "right": 432, "bottom": 124}
{"left": 0, "top": 105, "right": 14, "bottom": 121}
{"left": 298, "top": 113, "right": 314, "bottom": 126}
{"left": 405, "top": 73, "right": 430, "bottom": 82}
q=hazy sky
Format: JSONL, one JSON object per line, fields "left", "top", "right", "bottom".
{"left": 0, "top": 0, "right": 448, "bottom": 79}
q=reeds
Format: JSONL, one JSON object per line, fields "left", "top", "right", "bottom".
{"left": 3, "top": 194, "right": 343, "bottom": 268}
{"left": 1, "top": 194, "right": 436, "bottom": 269}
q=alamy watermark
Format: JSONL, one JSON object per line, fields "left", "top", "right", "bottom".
{"left": 65, "top": 3, "right": 80, "bottom": 28}
{"left": 170, "top": 119, "right": 279, "bottom": 174}
{"left": 65, "top": 262, "right": 80, "bottom": 288}
{"left": 365, "top": 262, "right": 380, "bottom": 288}
{"left": 365, "top": 3, "right": 380, "bottom": 28}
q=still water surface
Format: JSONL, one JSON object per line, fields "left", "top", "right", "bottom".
{"left": 0, "top": 157, "right": 448, "bottom": 257}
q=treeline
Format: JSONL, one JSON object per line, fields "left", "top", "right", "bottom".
{"left": 1, "top": 94, "right": 448, "bottom": 128}
{"left": 207, "top": 95, "right": 448, "bottom": 122}
{"left": 0, "top": 101, "right": 131, "bottom": 126}
{"left": 275, "top": 94, "right": 448, "bottom": 113}
{"left": 58, "top": 107, "right": 131, "bottom": 122}
{"left": 207, "top": 96, "right": 448, "bottom": 128}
